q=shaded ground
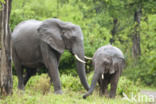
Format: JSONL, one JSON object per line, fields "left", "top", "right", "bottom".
{"left": 141, "top": 90, "right": 156, "bottom": 104}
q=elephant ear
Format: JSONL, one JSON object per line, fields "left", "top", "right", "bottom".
{"left": 120, "top": 58, "right": 126, "bottom": 71}
{"left": 109, "top": 57, "right": 118, "bottom": 74}
{"left": 110, "top": 57, "right": 125, "bottom": 74}
{"left": 37, "top": 19, "right": 65, "bottom": 54}
{"left": 103, "top": 57, "right": 112, "bottom": 74}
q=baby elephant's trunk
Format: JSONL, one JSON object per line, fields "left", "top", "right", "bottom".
{"left": 83, "top": 89, "right": 93, "bottom": 99}
{"left": 83, "top": 71, "right": 101, "bottom": 99}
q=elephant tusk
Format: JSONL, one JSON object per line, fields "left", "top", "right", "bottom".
{"left": 74, "top": 54, "right": 86, "bottom": 64}
{"left": 102, "top": 73, "right": 104, "bottom": 79}
{"left": 84, "top": 56, "right": 92, "bottom": 60}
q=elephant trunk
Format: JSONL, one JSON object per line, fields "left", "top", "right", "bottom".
{"left": 76, "top": 54, "right": 89, "bottom": 91}
{"left": 73, "top": 42, "right": 89, "bottom": 91}
{"left": 83, "top": 70, "right": 100, "bottom": 99}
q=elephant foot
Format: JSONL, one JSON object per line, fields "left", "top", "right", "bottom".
{"left": 54, "top": 90, "right": 63, "bottom": 94}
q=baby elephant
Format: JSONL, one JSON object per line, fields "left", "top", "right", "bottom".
{"left": 83, "top": 45, "right": 125, "bottom": 99}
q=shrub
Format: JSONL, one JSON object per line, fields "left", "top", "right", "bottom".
{"left": 13, "top": 73, "right": 140, "bottom": 98}
{"left": 117, "top": 76, "right": 140, "bottom": 97}
{"left": 123, "top": 58, "right": 156, "bottom": 87}
{"left": 26, "top": 74, "right": 51, "bottom": 94}
{"left": 61, "top": 74, "right": 84, "bottom": 92}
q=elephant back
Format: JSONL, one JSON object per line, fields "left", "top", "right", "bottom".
{"left": 94, "top": 45, "right": 124, "bottom": 59}
{"left": 93, "top": 44, "right": 125, "bottom": 66}
{"left": 12, "top": 20, "right": 42, "bottom": 40}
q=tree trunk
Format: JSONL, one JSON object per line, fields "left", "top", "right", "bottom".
{"left": 57, "top": 0, "right": 59, "bottom": 17}
{"left": 110, "top": 18, "right": 118, "bottom": 44}
{"left": 0, "top": 0, "right": 13, "bottom": 96}
{"left": 132, "top": 8, "right": 141, "bottom": 59}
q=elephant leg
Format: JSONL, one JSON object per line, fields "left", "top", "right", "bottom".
{"left": 98, "top": 77, "right": 110, "bottom": 96}
{"left": 98, "top": 78, "right": 104, "bottom": 96}
{"left": 12, "top": 48, "right": 24, "bottom": 90}
{"left": 41, "top": 43, "right": 62, "bottom": 94}
{"left": 109, "top": 71, "right": 120, "bottom": 98}
{"left": 16, "top": 65, "right": 24, "bottom": 90}
{"left": 24, "top": 68, "right": 37, "bottom": 86}
{"left": 103, "top": 78, "right": 110, "bottom": 96}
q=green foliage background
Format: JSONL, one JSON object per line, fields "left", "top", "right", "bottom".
{"left": 10, "top": 0, "right": 156, "bottom": 87}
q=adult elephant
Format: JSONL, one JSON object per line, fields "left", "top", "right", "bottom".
{"left": 11, "top": 18, "right": 90, "bottom": 94}
{"left": 83, "top": 45, "right": 125, "bottom": 98}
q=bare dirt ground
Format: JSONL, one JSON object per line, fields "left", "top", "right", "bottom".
{"left": 141, "top": 90, "right": 156, "bottom": 104}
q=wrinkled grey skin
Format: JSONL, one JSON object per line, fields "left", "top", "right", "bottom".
{"left": 83, "top": 45, "right": 125, "bottom": 98}
{"left": 12, "top": 18, "right": 89, "bottom": 94}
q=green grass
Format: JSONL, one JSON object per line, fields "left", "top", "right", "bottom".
{"left": 140, "top": 86, "right": 156, "bottom": 91}
{"left": 0, "top": 74, "right": 153, "bottom": 104}
{"left": 1, "top": 89, "right": 133, "bottom": 104}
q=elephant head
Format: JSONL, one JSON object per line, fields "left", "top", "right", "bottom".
{"left": 37, "top": 18, "right": 89, "bottom": 90}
